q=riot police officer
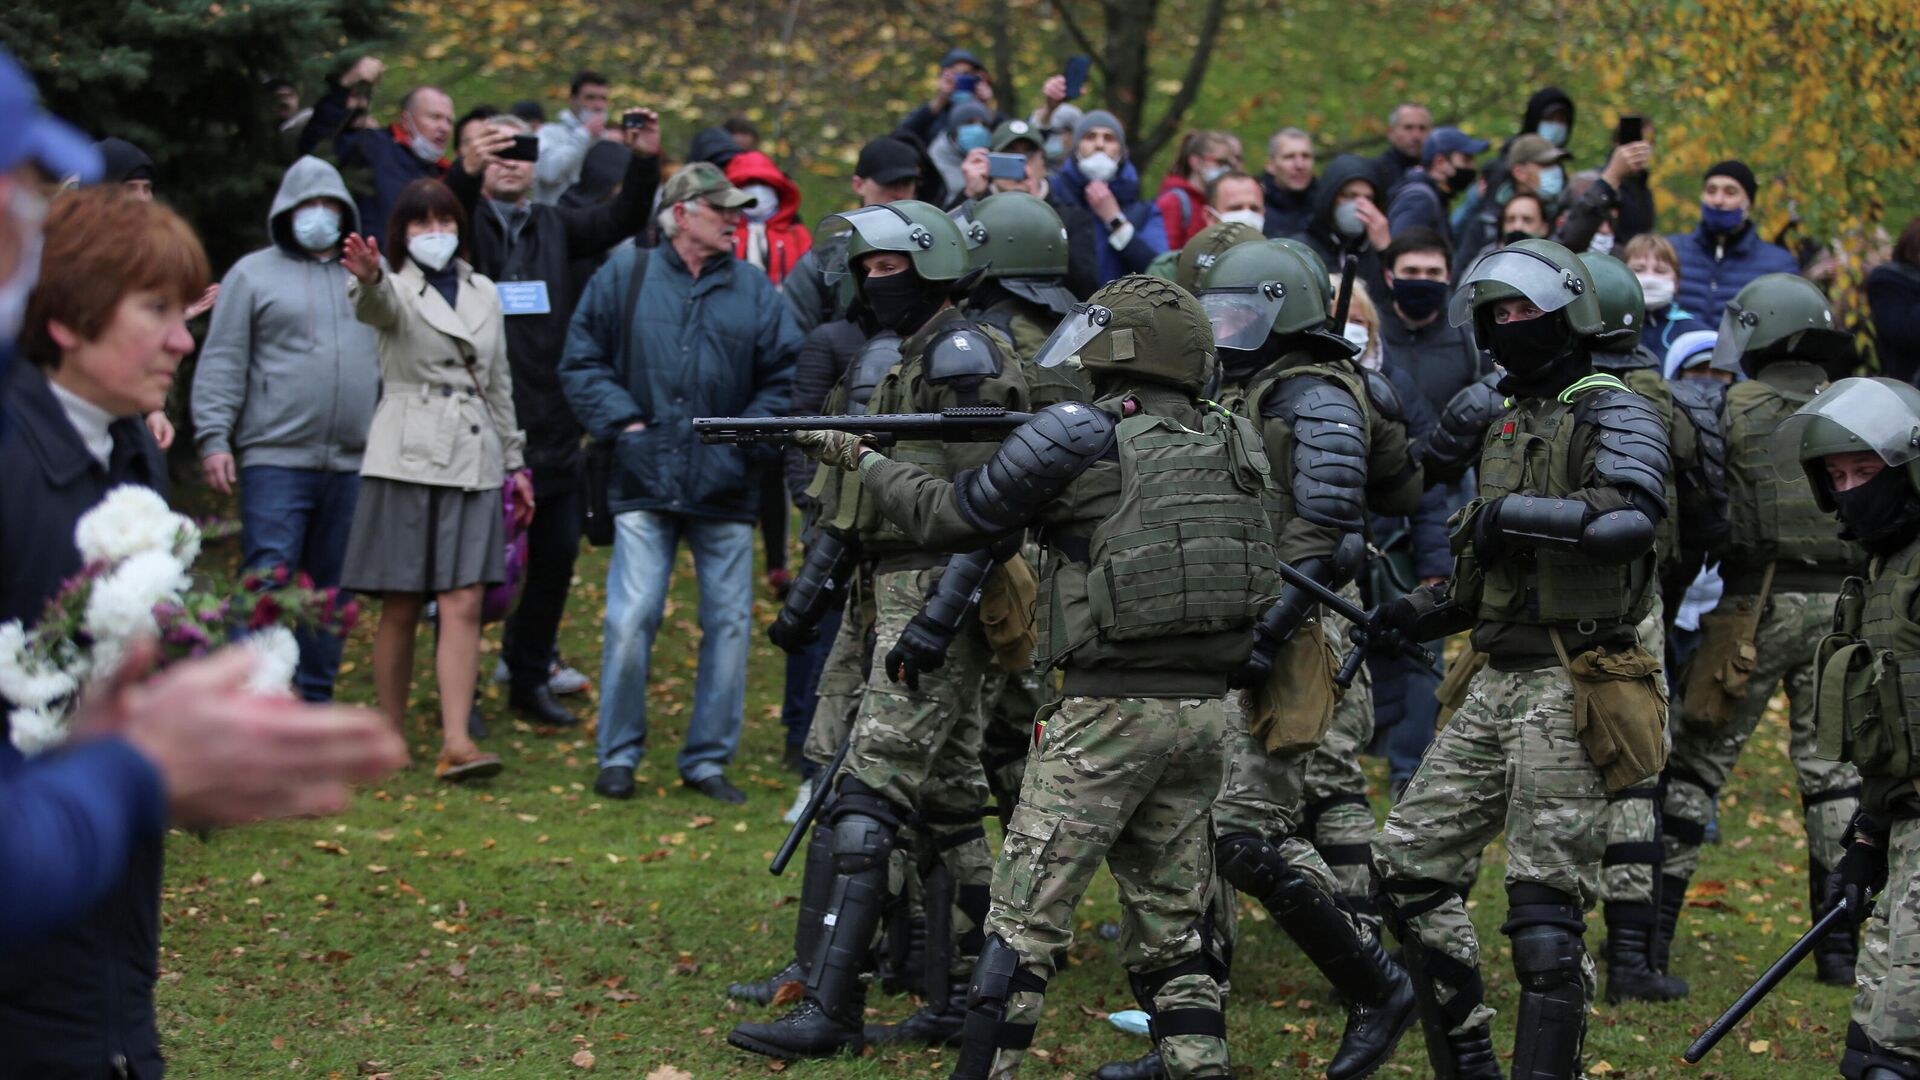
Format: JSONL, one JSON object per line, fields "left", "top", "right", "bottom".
{"left": 728, "top": 200, "right": 1027, "bottom": 1058}
{"left": 1660, "top": 272, "right": 1863, "bottom": 989}
{"left": 1371, "top": 239, "right": 1672, "bottom": 1079}
{"left": 798, "top": 274, "right": 1262, "bottom": 1079}
{"left": 1781, "top": 378, "right": 1920, "bottom": 1080}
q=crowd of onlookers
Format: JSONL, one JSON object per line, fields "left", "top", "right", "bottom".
{"left": 4, "top": 30, "right": 1920, "bottom": 1076}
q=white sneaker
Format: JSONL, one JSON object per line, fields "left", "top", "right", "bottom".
{"left": 548, "top": 662, "right": 590, "bottom": 696}
{"left": 782, "top": 778, "right": 814, "bottom": 824}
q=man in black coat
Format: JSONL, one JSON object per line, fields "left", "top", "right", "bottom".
{"left": 444, "top": 112, "right": 660, "bottom": 725}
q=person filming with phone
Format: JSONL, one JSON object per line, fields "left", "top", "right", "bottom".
{"left": 439, "top": 110, "right": 660, "bottom": 728}
{"left": 898, "top": 48, "right": 1004, "bottom": 146}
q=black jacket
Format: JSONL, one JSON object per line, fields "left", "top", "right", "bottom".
{"left": 1869, "top": 260, "right": 1920, "bottom": 385}
{"left": 1378, "top": 303, "right": 1488, "bottom": 421}
{"left": 1261, "top": 172, "right": 1317, "bottom": 239}
{"left": 784, "top": 317, "right": 870, "bottom": 505}
{"left": 0, "top": 362, "right": 169, "bottom": 1079}
{"left": 1371, "top": 146, "right": 1418, "bottom": 200}
{"left": 1298, "top": 154, "right": 1385, "bottom": 298}
{"left": 445, "top": 153, "right": 660, "bottom": 480}
{"left": 1043, "top": 182, "right": 1104, "bottom": 301}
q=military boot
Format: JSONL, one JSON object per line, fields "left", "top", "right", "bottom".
{"left": 730, "top": 797, "right": 897, "bottom": 1059}
{"left": 1217, "top": 834, "right": 1415, "bottom": 1079}
{"left": 867, "top": 865, "right": 970, "bottom": 1046}
{"left": 1092, "top": 1052, "right": 1165, "bottom": 1080}
{"left": 727, "top": 821, "right": 834, "bottom": 1004}
{"left": 1651, "top": 873, "right": 1689, "bottom": 975}
{"left": 1601, "top": 905, "right": 1688, "bottom": 1003}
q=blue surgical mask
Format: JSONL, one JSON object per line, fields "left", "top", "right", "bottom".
{"left": 1701, "top": 202, "right": 1747, "bottom": 234}
{"left": 291, "top": 204, "right": 342, "bottom": 252}
{"left": 1535, "top": 165, "right": 1565, "bottom": 199}
{"left": 1044, "top": 135, "right": 1066, "bottom": 163}
{"left": 1537, "top": 120, "right": 1569, "bottom": 147}
{"left": 955, "top": 124, "right": 991, "bottom": 152}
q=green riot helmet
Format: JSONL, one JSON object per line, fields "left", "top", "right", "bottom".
{"left": 1581, "top": 251, "right": 1646, "bottom": 352}
{"left": 1449, "top": 238, "right": 1602, "bottom": 378}
{"left": 967, "top": 191, "right": 1076, "bottom": 315}
{"left": 1195, "top": 239, "right": 1349, "bottom": 357}
{"left": 1172, "top": 221, "right": 1262, "bottom": 292}
{"left": 1775, "top": 377, "right": 1920, "bottom": 511}
{"left": 1033, "top": 274, "right": 1215, "bottom": 393}
{"left": 1272, "top": 237, "right": 1332, "bottom": 301}
{"left": 818, "top": 201, "right": 972, "bottom": 333}
{"left": 1711, "top": 272, "right": 1852, "bottom": 378}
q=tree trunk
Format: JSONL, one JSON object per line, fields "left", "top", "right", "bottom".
{"left": 1099, "top": 0, "right": 1157, "bottom": 152}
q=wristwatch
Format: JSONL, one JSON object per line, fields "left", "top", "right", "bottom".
{"left": 1106, "top": 216, "right": 1127, "bottom": 233}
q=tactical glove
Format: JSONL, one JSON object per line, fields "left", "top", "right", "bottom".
{"left": 884, "top": 612, "right": 953, "bottom": 692}
{"left": 791, "top": 429, "right": 870, "bottom": 472}
{"left": 766, "top": 609, "right": 819, "bottom": 655}
{"left": 1824, "top": 813, "right": 1891, "bottom": 926}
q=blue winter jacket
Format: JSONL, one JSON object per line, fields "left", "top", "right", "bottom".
{"left": 1049, "top": 157, "right": 1168, "bottom": 287}
{"left": 1667, "top": 221, "right": 1800, "bottom": 328}
{"left": 559, "top": 243, "right": 798, "bottom": 522}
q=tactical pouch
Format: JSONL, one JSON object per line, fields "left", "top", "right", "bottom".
{"left": 1551, "top": 629, "right": 1668, "bottom": 792}
{"left": 1242, "top": 619, "right": 1343, "bottom": 755}
{"left": 1433, "top": 649, "right": 1489, "bottom": 732}
{"left": 978, "top": 553, "right": 1041, "bottom": 673}
{"left": 1445, "top": 499, "right": 1488, "bottom": 615}
{"left": 1813, "top": 638, "right": 1919, "bottom": 779}
{"left": 1679, "top": 562, "right": 1773, "bottom": 733}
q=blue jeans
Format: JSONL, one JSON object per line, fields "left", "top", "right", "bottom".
{"left": 238, "top": 466, "right": 360, "bottom": 702}
{"left": 598, "top": 510, "right": 754, "bottom": 781}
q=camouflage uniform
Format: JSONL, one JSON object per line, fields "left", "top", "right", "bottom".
{"left": 1852, "top": 821, "right": 1920, "bottom": 1066}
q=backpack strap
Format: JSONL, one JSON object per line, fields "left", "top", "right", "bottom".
{"left": 618, "top": 246, "right": 651, "bottom": 374}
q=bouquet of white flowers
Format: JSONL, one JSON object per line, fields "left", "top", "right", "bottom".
{"left": 0, "top": 486, "right": 357, "bottom": 755}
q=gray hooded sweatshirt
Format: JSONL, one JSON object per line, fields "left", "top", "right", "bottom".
{"left": 191, "top": 156, "right": 380, "bottom": 470}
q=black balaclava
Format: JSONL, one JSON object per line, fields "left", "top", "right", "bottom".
{"left": 1489, "top": 311, "right": 1589, "bottom": 398}
{"left": 1832, "top": 465, "right": 1920, "bottom": 556}
{"left": 862, "top": 269, "right": 946, "bottom": 335}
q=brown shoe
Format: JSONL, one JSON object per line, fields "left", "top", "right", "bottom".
{"left": 435, "top": 753, "right": 504, "bottom": 783}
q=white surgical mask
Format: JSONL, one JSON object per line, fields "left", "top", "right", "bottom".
{"left": 1586, "top": 229, "right": 1615, "bottom": 256}
{"left": 1345, "top": 322, "right": 1381, "bottom": 369}
{"left": 1217, "top": 209, "right": 1265, "bottom": 231}
{"left": 408, "top": 230, "right": 459, "bottom": 272}
{"left": 405, "top": 116, "right": 444, "bottom": 163}
{"left": 1637, "top": 272, "right": 1676, "bottom": 310}
{"left": 291, "top": 205, "right": 342, "bottom": 252}
{"left": 741, "top": 183, "right": 780, "bottom": 224}
{"left": 1077, "top": 150, "right": 1119, "bottom": 183}
{"left": 1199, "top": 163, "right": 1228, "bottom": 185}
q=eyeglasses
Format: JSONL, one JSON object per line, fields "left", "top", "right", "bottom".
{"left": 698, "top": 199, "right": 746, "bottom": 220}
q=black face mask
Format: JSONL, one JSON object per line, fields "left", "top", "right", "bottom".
{"left": 862, "top": 271, "right": 944, "bottom": 334}
{"left": 1390, "top": 277, "right": 1448, "bottom": 320}
{"left": 1502, "top": 228, "right": 1544, "bottom": 245}
{"left": 1446, "top": 165, "right": 1478, "bottom": 195}
{"left": 1487, "top": 312, "right": 1588, "bottom": 397}
{"left": 1832, "top": 465, "right": 1920, "bottom": 555}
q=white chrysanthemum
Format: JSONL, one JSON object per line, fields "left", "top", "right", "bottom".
{"left": 246, "top": 626, "right": 300, "bottom": 696}
{"left": 0, "top": 620, "right": 79, "bottom": 708}
{"left": 73, "top": 486, "right": 187, "bottom": 565}
{"left": 9, "top": 704, "right": 66, "bottom": 755}
{"left": 83, "top": 550, "right": 188, "bottom": 644}
{"left": 172, "top": 518, "right": 203, "bottom": 565}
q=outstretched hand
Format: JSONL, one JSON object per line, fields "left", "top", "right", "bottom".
{"left": 341, "top": 233, "right": 382, "bottom": 284}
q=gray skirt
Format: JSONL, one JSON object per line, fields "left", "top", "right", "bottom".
{"left": 341, "top": 477, "right": 505, "bottom": 594}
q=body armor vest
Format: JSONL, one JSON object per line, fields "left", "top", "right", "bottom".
{"left": 1816, "top": 537, "right": 1920, "bottom": 813}
{"left": 1723, "top": 375, "right": 1860, "bottom": 573}
{"left": 1036, "top": 401, "right": 1280, "bottom": 670}
{"left": 1459, "top": 373, "right": 1655, "bottom": 628}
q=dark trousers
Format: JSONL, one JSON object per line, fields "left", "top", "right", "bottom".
{"left": 759, "top": 471, "right": 790, "bottom": 574}
{"left": 1368, "top": 641, "right": 1442, "bottom": 792}
{"left": 502, "top": 478, "right": 582, "bottom": 689}
{"left": 239, "top": 465, "right": 361, "bottom": 702}
{"left": 781, "top": 603, "right": 841, "bottom": 775}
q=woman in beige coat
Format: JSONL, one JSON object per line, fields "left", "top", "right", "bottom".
{"left": 340, "top": 178, "right": 532, "bottom": 781}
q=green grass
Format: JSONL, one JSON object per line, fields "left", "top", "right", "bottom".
{"left": 156, "top": 531, "right": 1852, "bottom": 1078}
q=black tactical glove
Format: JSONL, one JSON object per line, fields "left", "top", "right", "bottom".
{"left": 884, "top": 612, "right": 953, "bottom": 692}
{"left": 766, "top": 609, "right": 819, "bottom": 655}
{"left": 1470, "top": 494, "right": 1511, "bottom": 562}
{"left": 1824, "top": 813, "right": 1891, "bottom": 926}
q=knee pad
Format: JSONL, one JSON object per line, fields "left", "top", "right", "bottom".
{"left": 1508, "top": 923, "right": 1583, "bottom": 993}
{"left": 1129, "top": 954, "right": 1226, "bottom": 1042}
{"left": 828, "top": 787, "right": 898, "bottom": 875}
{"left": 1214, "top": 832, "right": 1285, "bottom": 894}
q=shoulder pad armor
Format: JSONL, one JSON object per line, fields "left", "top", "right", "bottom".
{"left": 1264, "top": 374, "right": 1369, "bottom": 530}
{"left": 1573, "top": 387, "right": 1672, "bottom": 518}
{"left": 956, "top": 401, "right": 1115, "bottom": 533}
{"left": 926, "top": 327, "right": 1003, "bottom": 383}
{"left": 845, "top": 333, "right": 903, "bottom": 415}
{"left": 1426, "top": 375, "right": 1506, "bottom": 483}
{"left": 1669, "top": 378, "right": 1730, "bottom": 535}
{"left": 1363, "top": 369, "right": 1406, "bottom": 424}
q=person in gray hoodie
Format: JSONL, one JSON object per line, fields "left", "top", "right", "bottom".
{"left": 191, "top": 155, "right": 380, "bottom": 701}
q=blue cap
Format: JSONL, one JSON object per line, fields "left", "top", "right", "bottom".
{"left": 939, "top": 48, "right": 985, "bottom": 70}
{"left": 1421, "top": 126, "right": 1489, "bottom": 166}
{"left": 0, "top": 51, "right": 100, "bottom": 182}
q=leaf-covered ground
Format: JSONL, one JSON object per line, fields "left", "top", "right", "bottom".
{"left": 156, "top": 537, "right": 1855, "bottom": 1078}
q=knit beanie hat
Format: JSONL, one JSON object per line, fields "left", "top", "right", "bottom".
{"left": 1703, "top": 159, "right": 1757, "bottom": 202}
{"left": 1072, "top": 109, "right": 1126, "bottom": 155}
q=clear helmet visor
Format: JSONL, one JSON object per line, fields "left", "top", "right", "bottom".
{"left": 816, "top": 205, "right": 932, "bottom": 285}
{"left": 1447, "top": 247, "right": 1588, "bottom": 327}
{"left": 1710, "top": 303, "right": 1762, "bottom": 374}
{"left": 1772, "top": 377, "right": 1920, "bottom": 478}
{"left": 1198, "top": 282, "right": 1287, "bottom": 352}
{"left": 1033, "top": 302, "right": 1113, "bottom": 368}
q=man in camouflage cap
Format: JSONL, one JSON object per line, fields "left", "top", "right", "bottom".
{"left": 795, "top": 274, "right": 1265, "bottom": 1078}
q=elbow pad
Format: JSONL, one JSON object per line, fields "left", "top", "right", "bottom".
{"left": 884, "top": 548, "right": 997, "bottom": 691}
{"left": 1483, "top": 495, "right": 1656, "bottom": 564}
{"left": 956, "top": 402, "right": 1115, "bottom": 533}
{"left": 768, "top": 530, "right": 859, "bottom": 654}
{"left": 1576, "top": 387, "right": 1672, "bottom": 519}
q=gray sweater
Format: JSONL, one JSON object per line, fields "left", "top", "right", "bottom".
{"left": 191, "top": 156, "right": 380, "bottom": 471}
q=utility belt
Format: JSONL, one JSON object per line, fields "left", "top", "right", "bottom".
{"left": 1721, "top": 564, "right": 1846, "bottom": 595}
{"left": 1060, "top": 666, "right": 1229, "bottom": 699}
{"left": 871, "top": 551, "right": 948, "bottom": 576}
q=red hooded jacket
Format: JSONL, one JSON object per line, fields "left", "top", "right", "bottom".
{"left": 724, "top": 151, "right": 810, "bottom": 287}
{"left": 1155, "top": 173, "right": 1212, "bottom": 251}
